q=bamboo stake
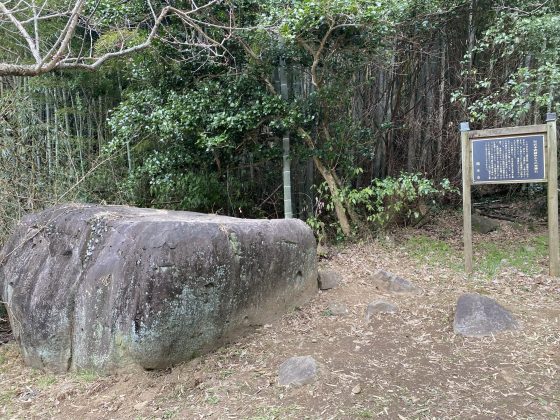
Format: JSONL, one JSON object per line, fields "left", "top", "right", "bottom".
{"left": 278, "top": 38, "right": 293, "bottom": 219}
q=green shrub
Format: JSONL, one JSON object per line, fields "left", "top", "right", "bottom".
{"left": 308, "top": 173, "right": 458, "bottom": 237}
{"left": 353, "top": 173, "right": 457, "bottom": 228}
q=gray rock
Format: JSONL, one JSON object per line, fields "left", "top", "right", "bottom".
{"left": 278, "top": 356, "right": 317, "bottom": 386}
{"left": 370, "top": 270, "right": 420, "bottom": 294}
{"left": 327, "top": 302, "right": 348, "bottom": 316}
{"left": 1, "top": 204, "right": 318, "bottom": 373}
{"left": 472, "top": 213, "right": 499, "bottom": 234}
{"left": 454, "top": 293, "right": 519, "bottom": 337}
{"left": 365, "top": 300, "right": 398, "bottom": 322}
{"left": 318, "top": 269, "right": 341, "bottom": 290}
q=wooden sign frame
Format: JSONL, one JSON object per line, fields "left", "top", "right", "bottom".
{"left": 460, "top": 113, "right": 559, "bottom": 276}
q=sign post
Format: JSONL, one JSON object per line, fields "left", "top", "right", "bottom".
{"left": 546, "top": 113, "right": 559, "bottom": 276}
{"left": 460, "top": 114, "right": 559, "bottom": 276}
{"left": 460, "top": 122, "right": 473, "bottom": 273}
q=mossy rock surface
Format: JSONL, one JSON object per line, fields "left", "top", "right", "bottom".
{"left": 0, "top": 204, "right": 317, "bottom": 373}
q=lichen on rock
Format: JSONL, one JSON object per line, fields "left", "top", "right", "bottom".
{"left": 0, "top": 204, "right": 318, "bottom": 373}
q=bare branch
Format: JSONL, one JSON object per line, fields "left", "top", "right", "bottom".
{"left": 41, "top": 0, "right": 86, "bottom": 70}
{"left": 0, "top": 0, "right": 227, "bottom": 76}
{"left": 19, "top": 12, "right": 70, "bottom": 24}
{"left": 0, "top": 0, "right": 41, "bottom": 62}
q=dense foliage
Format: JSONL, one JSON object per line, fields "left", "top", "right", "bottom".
{"left": 0, "top": 0, "right": 558, "bottom": 242}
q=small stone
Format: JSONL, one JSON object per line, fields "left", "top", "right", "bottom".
{"left": 351, "top": 384, "right": 362, "bottom": 394}
{"left": 328, "top": 302, "right": 348, "bottom": 316}
{"left": 454, "top": 293, "right": 519, "bottom": 337}
{"left": 365, "top": 300, "right": 398, "bottom": 322}
{"left": 278, "top": 356, "right": 318, "bottom": 386}
{"left": 370, "top": 270, "right": 420, "bottom": 294}
{"left": 318, "top": 269, "right": 341, "bottom": 290}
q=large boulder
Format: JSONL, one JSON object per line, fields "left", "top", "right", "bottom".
{"left": 0, "top": 204, "right": 317, "bottom": 373}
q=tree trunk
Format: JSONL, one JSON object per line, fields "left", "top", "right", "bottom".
{"left": 437, "top": 33, "right": 446, "bottom": 175}
{"left": 297, "top": 127, "right": 351, "bottom": 235}
{"left": 313, "top": 156, "right": 351, "bottom": 236}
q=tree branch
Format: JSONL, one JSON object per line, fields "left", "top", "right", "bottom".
{"left": 0, "top": 0, "right": 225, "bottom": 76}
{"left": 0, "top": 0, "right": 41, "bottom": 63}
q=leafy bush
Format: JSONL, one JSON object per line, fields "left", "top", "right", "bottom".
{"left": 105, "top": 75, "right": 289, "bottom": 215}
{"left": 308, "top": 173, "right": 458, "bottom": 237}
{"left": 352, "top": 173, "right": 457, "bottom": 228}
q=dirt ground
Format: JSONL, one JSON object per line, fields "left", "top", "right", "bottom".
{"left": 0, "top": 210, "right": 559, "bottom": 419}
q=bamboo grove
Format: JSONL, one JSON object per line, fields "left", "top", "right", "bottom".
{"left": 0, "top": 0, "right": 558, "bottom": 241}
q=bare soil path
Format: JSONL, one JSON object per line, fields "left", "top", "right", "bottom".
{"left": 1, "top": 211, "right": 559, "bottom": 419}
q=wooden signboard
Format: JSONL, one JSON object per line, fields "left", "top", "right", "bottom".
{"left": 461, "top": 113, "right": 559, "bottom": 276}
{"left": 471, "top": 135, "right": 546, "bottom": 184}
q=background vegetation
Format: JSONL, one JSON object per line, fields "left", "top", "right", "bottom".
{"left": 0, "top": 0, "right": 558, "bottom": 243}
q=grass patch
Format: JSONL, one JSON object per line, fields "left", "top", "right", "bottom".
{"left": 205, "top": 394, "right": 220, "bottom": 405}
{"left": 249, "top": 407, "right": 282, "bottom": 420}
{"left": 36, "top": 374, "right": 57, "bottom": 389}
{"left": 404, "top": 235, "right": 462, "bottom": 270}
{"left": 0, "top": 344, "right": 19, "bottom": 373}
{"left": 162, "top": 408, "right": 178, "bottom": 419}
{"left": 474, "top": 235, "right": 547, "bottom": 277}
{"left": 351, "top": 408, "right": 374, "bottom": 418}
{"left": 219, "top": 369, "right": 233, "bottom": 379}
{"left": 405, "top": 234, "right": 547, "bottom": 278}
{"left": 249, "top": 405, "right": 301, "bottom": 420}
{"left": 321, "top": 309, "right": 334, "bottom": 317}
{"left": 0, "top": 389, "right": 15, "bottom": 407}
{"left": 74, "top": 369, "right": 99, "bottom": 383}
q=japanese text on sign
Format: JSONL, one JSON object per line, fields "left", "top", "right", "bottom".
{"left": 471, "top": 135, "right": 545, "bottom": 184}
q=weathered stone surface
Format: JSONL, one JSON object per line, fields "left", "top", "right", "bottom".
{"left": 278, "top": 355, "right": 317, "bottom": 386}
{"left": 454, "top": 293, "right": 519, "bottom": 337}
{"left": 472, "top": 213, "right": 499, "bottom": 234}
{"left": 327, "top": 302, "right": 348, "bottom": 316}
{"left": 365, "top": 300, "right": 398, "bottom": 322}
{"left": 370, "top": 270, "right": 420, "bottom": 294}
{"left": 0, "top": 204, "right": 318, "bottom": 373}
{"left": 318, "top": 269, "right": 341, "bottom": 290}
